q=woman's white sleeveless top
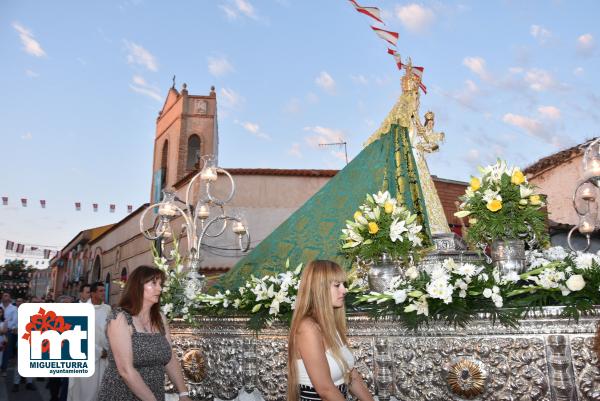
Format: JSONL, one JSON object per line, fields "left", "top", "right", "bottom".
{"left": 296, "top": 343, "right": 354, "bottom": 386}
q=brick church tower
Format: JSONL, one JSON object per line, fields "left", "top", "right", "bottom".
{"left": 150, "top": 83, "right": 219, "bottom": 203}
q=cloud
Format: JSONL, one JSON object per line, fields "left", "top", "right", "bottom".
{"left": 537, "top": 105, "right": 561, "bottom": 120}
{"left": 530, "top": 25, "right": 551, "bottom": 44}
{"left": 452, "top": 79, "right": 480, "bottom": 110}
{"left": 207, "top": 56, "right": 234, "bottom": 77}
{"left": 303, "top": 126, "right": 345, "bottom": 148}
{"left": 236, "top": 120, "right": 270, "bottom": 140}
{"left": 350, "top": 74, "right": 368, "bottom": 85}
{"left": 502, "top": 113, "right": 564, "bottom": 147}
{"left": 315, "top": 71, "right": 336, "bottom": 94}
{"left": 220, "top": 0, "right": 257, "bottom": 20}
{"left": 395, "top": 4, "right": 435, "bottom": 34}
{"left": 463, "top": 57, "right": 491, "bottom": 81}
{"left": 123, "top": 40, "right": 158, "bottom": 71}
{"left": 25, "top": 69, "right": 39, "bottom": 78}
{"left": 462, "top": 148, "right": 481, "bottom": 165}
{"left": 574, "top": 67, "right": 584, "bottom": 77}
{"left": 288, "top": 143, "right": 302, "bottom": 158}
{"left": 577, "top": 33, "right": 595, "bottom": 56}
{"left": 220, "top": 87, "right": 244, "bottom": 108}
{"left": 523, "top": 68, "right": 555, "bottom": 91}
{"left": 12, "top": 22, "right": 46, "bottom": 57}
{"left": 284, "top": 98, "right": 302, "bottom": 114}
{"left": 129, "top": 75, "right": 162, "bottom": 102}
{"left": 21, "top": 132, "right": 32, "bottom": 140}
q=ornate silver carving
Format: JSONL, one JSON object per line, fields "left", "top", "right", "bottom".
{"left": 167, "top": 309, "right": 599, "bottom": 400}
{"left": 491, "top": 239, "right": 526, "bottom": 275}
{"left": 374, "top": 338, "right": 393, "bottom": 401}
{"left": 432, "top": 232, "right": 468, "bottom": 251}
{"left": 368, "top": 254, "right": 401, "bottom": 292}
{"left": 546, "top": 335, "right": 577, "bottom": 401}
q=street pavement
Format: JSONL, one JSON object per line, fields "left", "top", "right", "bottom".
{"left": 1, "top": 361, "right": 52, "bottom": 401}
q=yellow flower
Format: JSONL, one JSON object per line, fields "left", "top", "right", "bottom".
{"left": 384, "top": 201, "right": 394, "bottom": 214}
{"left": 353, "top": 211, "right": 363, "bottom": 220}
{"left": 511, "top": 169, "right": 525, "bottom": 185}
{"left": 529, "top": 195, "right": 541, "bottom": 205}
{"left": 470, "top": 177, "right": 481, "bottom": 191}
{"left": 368, "top": 222, "right": 379, "bottom": 234}
{"left": 487, "top": 199, "right": 502, "bottom": 212}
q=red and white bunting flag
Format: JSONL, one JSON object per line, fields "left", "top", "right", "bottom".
{"left": 40, "top": 199, "right": 46, "bottom": 208}
{"left": 30, "top": 246, "right": 38, "bottom": 251}
{"left": 16, "top": 243, "right": 25, "bottom": 253}
{"left": 75, "top": 202, "right": 81, "bottom": 211}
{"left": 127, "top": 205, "right": 133, "bottom": 213}
{"left": 5, "top": 240, "right": 14, "bottom": 251}
{"left": 371, "top": 26, "right": 398, "bottom": 46}
{"left": 411, "top": 66, "right": 427, "bottom": 93}
{"left": 348, "top": 0, "right": 384, "bottom": 24}
{"left": 387, "top": 48, "right": 403, "bottom": 69}
{"left": 109, "top": 204, "right": 116, "bottom": 213}
{"left": 2, "top": 197, "right": 7, "bottom": 205}
{"left": 21, "top": 198, "right": 27, "bottom": 207}
{"left": 44, "top": 249, "right": 51, "bottom": 259}
{"left": 93, "top": 203, "right": 98, "bottom": 212}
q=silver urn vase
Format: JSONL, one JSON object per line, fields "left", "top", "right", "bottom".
{"left": 368, "top": 253, "right": 400, "bottom": 293}
{"left": 490, "top": 239, "right": 525, "bottom": 276}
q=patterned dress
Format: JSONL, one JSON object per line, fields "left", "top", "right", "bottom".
{"left": 98, "top": 308, "right": 172, "bottom": 401}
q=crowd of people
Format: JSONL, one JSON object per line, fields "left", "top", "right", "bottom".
{"left": 1, "top": 259, "right": 385, "bottom": 401}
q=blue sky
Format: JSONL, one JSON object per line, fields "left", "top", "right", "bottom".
{"left": 1, "top": 0, "right": 599, "bottom": 248}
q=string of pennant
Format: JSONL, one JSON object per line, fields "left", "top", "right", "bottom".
{"left": 348, "top": 0, "right": 427, "bottom": 93}
{"left": 4, "top": 240, "right": 60, "bottom": 259}
{"left": 1, "top": 197, "right": 134, "bottom": 214}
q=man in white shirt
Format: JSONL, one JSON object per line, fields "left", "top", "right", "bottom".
{"left": 67, "top": 282, "right": 111, "bottom": 401}
{"left": 0, "top": 292, "right": 17, "bottom": 376}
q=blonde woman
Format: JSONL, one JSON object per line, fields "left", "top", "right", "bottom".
{"left": 288, "top": 260, "right": 374, "bottom": 401}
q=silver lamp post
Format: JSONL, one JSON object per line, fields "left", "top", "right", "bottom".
{"left": 568, "top": 138, "right": 600, "bottom": 251}
{"left": 139, "top": 155, "right": 251, "bottom": 270}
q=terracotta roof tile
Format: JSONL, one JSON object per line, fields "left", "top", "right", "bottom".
{"left": 523, "top": 138, "right": 597, "bottom": 177}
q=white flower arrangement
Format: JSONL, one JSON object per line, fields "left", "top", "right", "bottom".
{"left": 197, "top": 260, "right": 303, "bottom": 329}
{"left": 152, "top": 239, "right": 205, "bottom": 322}
{"left": 340, "top": 190, "right": 425, "bottom": 263}
{"left": 356, "top": 245, "right": 600, "bottom": 328}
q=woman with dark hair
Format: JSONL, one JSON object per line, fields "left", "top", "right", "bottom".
{"left": 98, "top": 265, "right": 191, "bottom": 401}
{"left": 287, "top": 260, "right": 374, "bottom": 401}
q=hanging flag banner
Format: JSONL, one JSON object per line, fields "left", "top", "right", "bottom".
{"left": 109, "top": 204, "right": 116, "bottom": 213}
{"left": 6, "top": 240, "right": 14, "bottom": 250}
{"left": 30, "top": 246, "right": 38, "bottom": 251}
{"left": 2, "top": 197, "right": 7, "bottom": 206}
{"left": 93, "top": 203, "right": 98, "bottom": 212}
{"left": 127, "top": 205, "right": 133, "bottom": 213}
{"left": 43, "top": 249, "right": 51, "bottom": 259}
{"left": 40, "top": 200, "right": 46, "bottom": 208}
{"left": 16, "top": 244, "right": 25, "bottom": 253}
{"left": 371, "top": 26, "right": 399, "bottom": 46}
{"left": 21, "top": 198, "right": 27, "bottom": 207}
{"left": 348, "top": 0, "right": 384, "bottom": 24}
{"left": 387, "top": 48, "right": 403, "bottom": 69}
{"left": 75, "top": 202, "right": 81, "bottom": 211}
